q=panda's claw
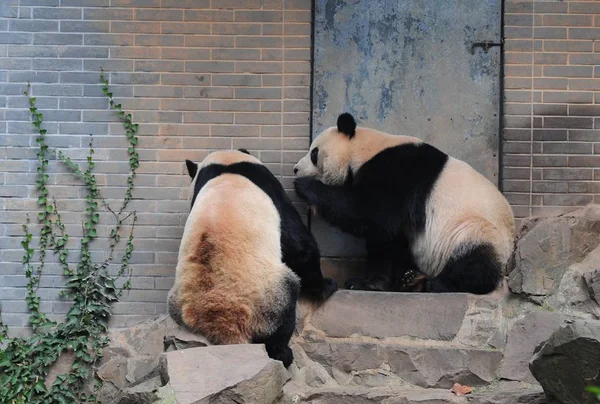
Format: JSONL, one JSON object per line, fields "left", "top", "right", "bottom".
{"left": 399, "top": 269, "right": 428, "bottom": 292}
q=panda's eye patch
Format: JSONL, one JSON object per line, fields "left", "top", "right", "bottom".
{"left": 311, "top": 147, "right": 319, "bottom": 165}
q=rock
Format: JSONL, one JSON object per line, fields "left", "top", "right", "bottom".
{"left": 508, "top": 204, "right": 600, "bottom": 300}
{"left": 468, "top": 388, "right": 545, "bottom": 404}
{"left": 163, "top": 325, "right": 210, "bottom": 352}
{"left": 97, "top": 355, "right": 129, "bottom": 389}
{"left": 455, "top": 287, "right": 507, "bottom": 348}
{"left": 585, "top": 268, "right": 600, "bottom": 305}
{"left": 302, "top": 342, "right": 502, "bottom": 389}
{"left": 499, "top": 312, "right": 568, "bottom": 383}
{"left": 199, "top": 361, "right": 290, "bottom": 403}
{"left": 530, "top": 319, "right": 600, "bottom": 404}
{"left": 45, "top": 350, "right": 75, "bottom": 390}
{"left": 310, "top": 290, "right": 469, "bottom": 341}
{"left": 108, "top": 315, "right": 176, "bottom": 357}
{"left": 126, "top": 355, "right": 160, "bottom": 385}
{"left": 118, "top": 376, "right": 161, "bottom": 404}
{"left": 279, "top": 386, "right": 467, "bottom": 404}
{"left": 159, "top": 344, "right": 289, "bottom": 404}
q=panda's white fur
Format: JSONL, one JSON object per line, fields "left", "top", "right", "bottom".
{"left": 293, "top": 113, "right": 515, "bottom": 294}
{"left": 414, "top": 156, "right": 515, "bottom": 278}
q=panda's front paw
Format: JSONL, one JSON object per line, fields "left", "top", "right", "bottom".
{"left": 294, "top": 176, "right": 319, "bottom": 203}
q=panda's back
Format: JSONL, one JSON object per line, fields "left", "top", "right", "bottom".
{"left": 178, "top": 173, "right": 294, "bottom": 305}
{"left": 414, "top": 157, "right": 515, "bottom": 276}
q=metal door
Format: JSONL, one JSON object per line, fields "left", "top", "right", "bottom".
{"left": 311, "top": 0, "right": 502, "bottom": 258}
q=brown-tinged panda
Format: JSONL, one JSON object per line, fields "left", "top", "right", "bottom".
{"left": 293, "top": 113, "right": 515, "bottom": 295}
{"left": 167, "top": 149, "right": 337, "bottom": 367}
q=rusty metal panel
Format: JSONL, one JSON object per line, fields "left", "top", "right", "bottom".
{"left": 312, "top": 0, "right": 502, "bottom": 257}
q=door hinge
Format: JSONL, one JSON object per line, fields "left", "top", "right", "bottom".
{"left": 470, "top": 40, "right": 503, "bottom": 55}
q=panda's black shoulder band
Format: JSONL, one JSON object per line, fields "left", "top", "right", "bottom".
{"left": 337, "top": 113, "right": 357, "bottom": 138}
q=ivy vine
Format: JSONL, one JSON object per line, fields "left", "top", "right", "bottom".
{"left": 0, "top": 73, "right": 140, "bottom": 403}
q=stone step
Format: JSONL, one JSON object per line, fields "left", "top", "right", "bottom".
{"left": 299, "top": 289, "right": 507, "bottom": 349}
{"left": 278, "top": 384, "right": 545, "bottom": 404}
{"left": 280, "top": 385, "right": 468, "bottom": 403}
{"left": 292, "top": 341, "right": 502, "bottom": 390}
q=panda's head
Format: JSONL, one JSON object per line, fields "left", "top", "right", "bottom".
{"left": 185, "top": 148, "right": 259, "bottom": 180}
{"left": 293, "top": 113, "right": 357, "bottom": 186}
{"left": 185, "top": 149, "right": 262, "bottom": 207}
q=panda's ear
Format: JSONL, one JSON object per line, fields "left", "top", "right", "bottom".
{"left": 237, "top": 148, "right": 250, "bottom": 155}
{"left": 337, "top": 113, "right": 357, "bottom": 138}
{"left": 185, "top": 159, "right": 198, "bottom": 179}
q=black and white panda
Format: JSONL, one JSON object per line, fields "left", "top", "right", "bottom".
{"left": 293, "top": 113, "right": 515, "bottom": 295}
{"left": 168, "top": 149, "right": 337, "bottom": 367}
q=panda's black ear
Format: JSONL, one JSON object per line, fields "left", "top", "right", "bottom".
{"left": 185, "top": 159, "right": 198, "bottom": 179}
{"left": 237, "top": 148, "right": 250, "bottom": 155}
{"left": 337, "top": 113, "right": 356, "bottom": 138}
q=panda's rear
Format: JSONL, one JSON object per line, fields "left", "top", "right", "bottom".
{"left": 168, "top": 170, "right": 300, "bottom": 367}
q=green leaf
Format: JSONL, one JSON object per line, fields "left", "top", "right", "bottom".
{"left": 585, "top": 386, "right": 600, "bottom": 396}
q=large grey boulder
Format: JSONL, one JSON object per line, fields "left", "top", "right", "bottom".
{"left": 530, "top": 319, "right": 600, "bottom": 404}
{"left": 508, "top": 205, "right": 600, "bottom": 305}
{"left": 498, "top": 312, "right": 567, "bottom": 383}
{"left": 159, "top": 344, "right": 289, "bottom": 404}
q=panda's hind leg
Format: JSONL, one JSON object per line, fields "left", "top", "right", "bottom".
{"left": 428, "top": 243, "right": 503, "bottom": 295}
{"left": 260, "top": 299, "right": 297, "bottom": 368}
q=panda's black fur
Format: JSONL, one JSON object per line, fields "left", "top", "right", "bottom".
{"left": 293, "top": 114, "right": 514, "bottom": 295}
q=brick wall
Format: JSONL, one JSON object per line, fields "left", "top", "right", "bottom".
{"left": 0, "top": 0, "right": 311, "bottom": 334}
{"left": 503, "top": 0, "right": 600, "bottom": 226}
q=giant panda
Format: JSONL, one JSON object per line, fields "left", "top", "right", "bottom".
{"left": 168, "top": 149, "right": 337, "bottom": 367}
{"left": 293, "top": 113, "right": 515, "bottom": 295}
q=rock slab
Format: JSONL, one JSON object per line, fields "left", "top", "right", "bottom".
{"left": 310, "top": 290, "right": 468, "bottom": 341}
{"left": 530, "top": 319, "right": 600, "bottom": 404}
{"left": 160, "top": 344, "right": 289, "bottom": 404}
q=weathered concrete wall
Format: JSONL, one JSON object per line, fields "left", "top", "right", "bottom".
{"left": 312, "top": 0, "right": 502, "bottom": 257}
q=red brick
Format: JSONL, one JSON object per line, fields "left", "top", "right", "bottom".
{"left": 544, "top": 40, "right": 593, "bottom": 52}
{"left": 544, "top": 117, "right": 593, "bottom": 129}
{"left": 569, "top": 155, "right": 600, "bottom": 167}
{"left": 543, "top": 15, "right": 592, "bottom": 27}
{"left": 505, "top": 2, "right": 533, "bottom": 13}
{"left": 533, "top": 181, "right": 568, "bottom": 193}
{"left": 533, "top": 156, "right": 568, "bottom": 167}
{"left": 544, "top": 66, "right": 593, "bottom": 78}
{"left": 569, "top": 105, "right": 600, "bottom": 116}
{"left": 569, "top": 2, "right": 600, "bottom": 14}
{"left": 533, "top": 53, "right": 567, "bottom": 65}
{"left": 534, "top": 78, "right": 567, "bottom": 90}
{"left": 533, "top": 104, "right": 567, "bottom": 116}
{"left": 534, "top": 27, "right": 567, "bottom": 39}
{"left": 544, "top": 142, "right": 593, "bottom": 155}
{"left": 542, "top": 194, "right": 593, "bottom": 206}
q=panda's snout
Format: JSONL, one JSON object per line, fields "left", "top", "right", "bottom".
{"left": 293, "top": 166, "right": 298, "bottom": 175}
